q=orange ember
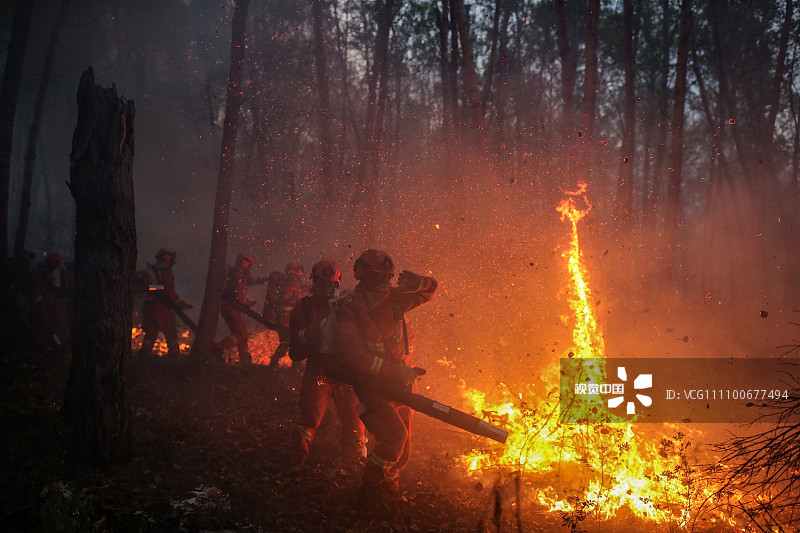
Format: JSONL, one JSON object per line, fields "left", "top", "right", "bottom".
{"left": 458, "top": 184, "right": 736, "bottom": 529}
{"left": 131, "top": 326, "right": 192, "bottom": 356}
{"left": 131, "top": 324, "right": 292, "bottom": 367}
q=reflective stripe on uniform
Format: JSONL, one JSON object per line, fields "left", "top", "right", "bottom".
{"left": 298, "top": 328, "right": 307, "bottom": 344}
{"left": 367, "top": 329, "right": 401, "bottom": 352}
{"left": 292, "top": 424, "right": 314, "bottom": 442}
{"left": 369, "top": 356, "right": 384, "bottom": 376}
{"left": 385, "top": 469, "right": 399, "bottom": 481}
{"left": 368, "top": 451, "right": 396, "bottom": 471}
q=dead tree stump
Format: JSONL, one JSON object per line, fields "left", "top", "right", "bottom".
{"left": 64, "top": 67, "right": 136, "bottom": 464}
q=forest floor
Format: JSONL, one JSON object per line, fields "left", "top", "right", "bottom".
{"left": 0, "top": 338, "right": 565, "bottom": 533}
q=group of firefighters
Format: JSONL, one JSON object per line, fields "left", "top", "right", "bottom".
{"left": 137, "top": 247, "right": 438, "bottom": 511}
{"left": 2, "top": 250, "right": 72, "bottom": 353}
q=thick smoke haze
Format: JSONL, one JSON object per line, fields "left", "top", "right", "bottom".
{"left": 3, "top": 0, "right": 798, "bottom": 401}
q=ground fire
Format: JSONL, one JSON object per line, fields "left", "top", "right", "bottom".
{"left": 131, "top": 324, "right": 293, "bottom": 367}
{"left": 457, "top": 185, "right": 741, "bottom": 531}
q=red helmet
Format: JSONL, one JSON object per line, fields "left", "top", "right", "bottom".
{"left": 311, "top": 259, "right": 341, "bottom": 283}
{"left": 156, "top": 248, "right": 176, "bottom": 262}
{"left": 285, "top": 260, "right": 304, "bottom": 275}
{"left": 236, "top": 253, "right": 254, "bottom": 265}
{"left": 354, "top": 249, "right": 394, "bottom": 280}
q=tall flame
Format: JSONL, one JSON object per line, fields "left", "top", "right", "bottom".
{"left": 458, "top": 184, "right": 736, "bottom": 530}
{"left": 555, "top": 182, "right": 604, "bottom": 359}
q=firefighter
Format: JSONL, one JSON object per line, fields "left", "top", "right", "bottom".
{"left": 264, "top": 260, "right": 307, "bottom": 367}
{"left": 30, "top": 252, "right": 70, "bottom": 349}
{"left": 289, "top": 259, "right": 366, "bottom": 467}
{"left": 329, "top": 249, "right": 437, "bottom": 508}
{"left": 213, "top": 252, "right": 267, "bottom": 367}
{"left": 140, "top": 248, "right": 191, "bottom": 358}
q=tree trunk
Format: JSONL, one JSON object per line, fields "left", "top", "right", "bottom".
{"left": 579, "top": 0, "right": 601, "bottom": 176}
{"left": 616, "top": 0, "right": 635, "bottom": 221}
{"left": 448, "top": 0, "right": 461, "bottom": 128}
{"left": 451, "top": 0, "right": 486, "bottom": 146}
{"left": 481, "top": 0, "right": 501, "bottom": 116}
{"left": 436, "top": 2, "right": 451, "bottom": 132}
{"left": 64, "top": 68, "right": 136, "bottom": 464}
{"left": 691, "top": 48, "right": 733, "bottom": 182}
{"left": 647, "top": 0, "right": 671, "bottom": 220}
{"left": 664, "top": 0, "right": 693, "bottom": 259}
{"left": 312, "top": 0, "right": 335, "bottom": 200}
{"left": 191, "top": 0, "right": 251, "bottom": 361}
{"left": 353, "top": 0, "right": 394, "bottom": 244}
{"left": 0, "top": 0, "right": 35, "bottom": 258}
{"left": 554, "top": 0, "right": 574, "bottom": 139}
{"left": 494, "top": 5, "right": 511, "bottom": 149}
{"left": 760, "top": 0, "right": 793, "bottom": 190}
{"left": 14, "top": 0, "right": 73, "bottom": 256}
{"left": 709, "top": 0, "right": 754, "bottom": 186}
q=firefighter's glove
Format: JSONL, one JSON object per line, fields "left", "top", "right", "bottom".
{"left": 400, "top": 365, "right": 420, "bottom": 386}
{"left": 397, "top": 270, "right": 425, "bottom": 293}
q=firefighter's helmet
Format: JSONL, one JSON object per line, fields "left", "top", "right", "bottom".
{"left": 311, "top": 259, "right": 341, "bottom": 283}
{"left": 354, "top": 249, "right": 394, "bottom": 280}
{"left": 236, "top": 253, "right": 254, "bottom": 266}
{"left": 285, "top": 260, "right": 304, "bottom": 275}
{"left": 156, "top": 248, "right": 176, "bottom": 262}
{"left": 155, "top": 248, "right": 176, "bottom": 267}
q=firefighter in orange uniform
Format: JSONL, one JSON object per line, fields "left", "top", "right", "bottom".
{"left": 140, "top": 248, "right": 191, "bottom": 358}
{"left": 213, "top": 253, "right": 267, "bottom": 367}
{"left": 289, "top": 259, "right": 367, "bottom": 467}
{"left": 330, "top": 249, "right": 437, "bottom": 507}
{"left": 30, "top": 252, "right": 70, "bottom": 348}
{"left": 264, "top": 260, "right": 307, "bottom": 367}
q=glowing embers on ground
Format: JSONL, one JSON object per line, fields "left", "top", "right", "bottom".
{"left": 458, "top": 185, "right": 733, "bottom": 529}
{"left": 130, "top": 324, "right": 292, "bottom": 367}
{"left": 131, "top": 325, "right": 192, "bottom": 356}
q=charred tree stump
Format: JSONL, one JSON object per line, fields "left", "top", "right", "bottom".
{"left": 64, "top": 68, "right": 136, "bottom": 464}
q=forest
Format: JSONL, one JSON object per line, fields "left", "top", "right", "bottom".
{"left": 2, "top": 0, "right": 800, "bottom": 531}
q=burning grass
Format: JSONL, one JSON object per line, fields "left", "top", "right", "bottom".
{"left": 452, "top": 184, "right": 768, "bottom": 531}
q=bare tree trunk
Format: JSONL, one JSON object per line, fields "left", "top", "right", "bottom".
{"left": 451, "top": 0, "right": 486, "bottom": 147}
{"left": 691, "top": 48, "right": 733, "bottom": 182}
{"left": 709, "top": 0, "right": 755, "bottom": 185}
{"left": 448, "top": 0, "right": 461, "bottom": 129}
{"left": 554, "top": 0, "right": 574, "bottom": 140}
{"left": 579, "top": 0, "right": 601, "bottom": 176}
{"left": 481, "top": 0, "right": 501, "bottom": 115}
{"left": 647, "top": 0, "right": 671, "bottom": 221}
{"left": 64, "top": 68, "right": 136, "bottom": 464}
{"left": 616, "top": 0, "right": 635, "bottom": 221}
{"left": 14, "top": 0, "right": 72, "bottom": 256}
{"left": 353, "top": 0, "right": 395, "bottom": 245}
{"left": 0, "top": 0, "right": 35, "bottom": 258}
{"left": 664, "top": 0, "right": 693, "bottom": 262}
{"left": 312, "top": 0, "right": 335, "bottom": 200}
{"left": 436, "top": 1, "right": 451, "bottom": 132}
{"left": 792, "top": 87, "right": 800, "bottom": 191}
{"left": 494, "top": 5, "right": 511, "bottom": 150}
{"left": 191, "top": 0, "right": 251, "bottom": 361}
{"left": 761, "top": 0, "right": 793, "bottom": 183}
